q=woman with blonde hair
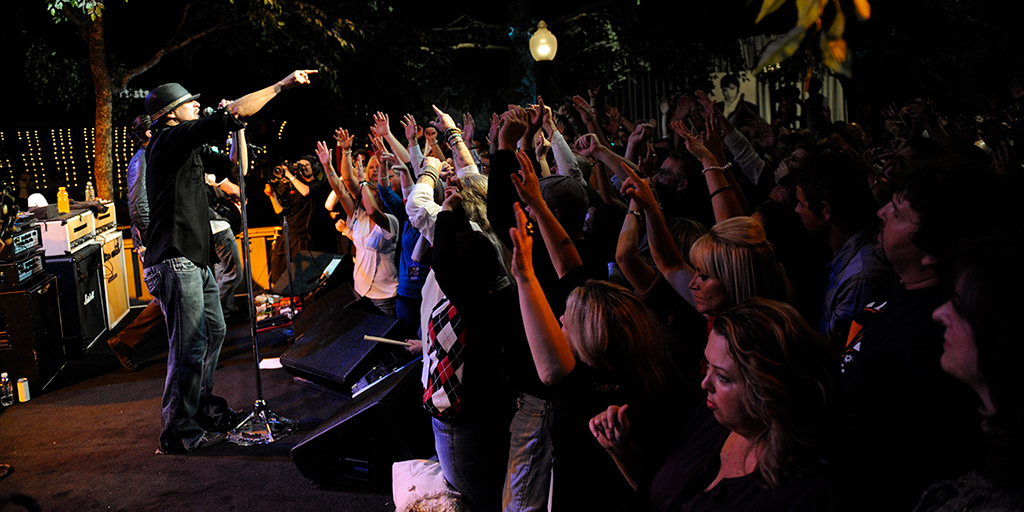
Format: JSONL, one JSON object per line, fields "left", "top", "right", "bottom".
{"left": 620, "top": 164, "right": 792, "bottom": 318}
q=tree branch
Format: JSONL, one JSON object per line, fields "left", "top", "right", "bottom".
{"left": 117, "top": 17, "right": 249, "bottom": 91}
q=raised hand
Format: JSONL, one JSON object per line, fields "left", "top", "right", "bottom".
{"left": 572, "top": 95, "right": 599, "bottom": 128}
{"left": 371, "top": 111, "right": 391, "bottom": 137}
{"left": 573, "top": 133, "right": 602, "bottom": 157}
{"left": 659, "top": 96, "right": 671, "bottom": 115}
{"left": 401, "top": 114, "right": 418, "bottom": 143}
{"left": 627, "top": 123, "right": 653, "bottom": 148}
{"left": 637, "top": 142, "right": 658, "bottom": 178}
{"left": 512, "top": 149, "right": 544, "bottom": 208}
{"left": 370, "top": 135, "right": 387, "bottom": 156}
{"left": 674, "top": 94, "right": 695, "bottom": 121}
{"left": 671, "top": 120, "right": 721, "bottom": 168}
{"left": 278, "top": 69, "right": 318, "bottom": 90}
{"left": 701, "top": 113, "right": 727, "bottom": 164}
{"left": 499, "top": 106, "right": 530, "bottom": 150}
{"left": 695, "top": 90, "right": 717, "bottom": 117}
{"left": 619, "top": 162, "right": 657, "bottom": 211}
{"left": 589, "top": 404, "right": 631, "bottom": 452}
{"left": 315, "top": 141, "right": 333, "bottom": 170}
{"left": 432, "top": 104, "right": 457, "bottom": 131}
{"left": 1011, "top": 79, "right": 1024, "bottom": 100}
{"left": 462, "top": 113, "right": 476, "bottom": 142}
{"left": 509, "top": 202, "right": 535, "bottom": 280}
{"left": 588, "top": 82, "right": 601, "bottom": 100}
{"left": 527, "top": 96, "right": 547, "bottom": 135}
{"left": 488, "top": 113, "right": 502, "bottom": 147}
{"left": 992, "top": 143, "right": 1019, "bottom": 175}
{"left": 334, "top": 127, "right": 354, "bottom": 150}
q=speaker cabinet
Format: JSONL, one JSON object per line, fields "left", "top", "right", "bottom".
{"left": 45, "top": 242, "right": 105, "bottom": 356}
{"left": 0, "top": 275, "right": 65, "bottom": 390}
{"left": 95, "top": 230, "right": 130, "bottom": 330}
{"left": 290, "top": 359, "right": 434, "bottom": 490}
{"left": 280, "top": 306, "right": 411, "bottom": 394}
{"left": 272, "top": 250, "right": 342, "bottom": 297}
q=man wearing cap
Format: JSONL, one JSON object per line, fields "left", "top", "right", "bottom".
{"left": 144, "top": 70, "right": 315, "bottom": 454}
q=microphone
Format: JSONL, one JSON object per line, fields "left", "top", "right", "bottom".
{"left": 201, "top": 106, "right": 216, "bottom": 117}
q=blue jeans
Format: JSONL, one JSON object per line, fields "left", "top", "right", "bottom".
{"left": 212, "top": 228, "right": 241, "bottom": 316}
{"left": 433, "top": 414, "right": 510, "bottom": 512}
{"left": 145, "top": 257, "right": 227, "bottom": 451}
{"left": 503, "top": 394, "right": 553, "bottom": 512}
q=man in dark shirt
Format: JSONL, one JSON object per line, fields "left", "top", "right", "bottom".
{"left": 143, "top": 70, "right": 315, "bottom": 454}
{"left": 838, "top": 156, "right": 1013, "bottom": 510}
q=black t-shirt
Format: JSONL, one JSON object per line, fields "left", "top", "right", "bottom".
{"left": 838, "top": 286, "right": 986, "bottom": 510}
{"left": 648, "top": 408, "right": 837, "bottom": 512}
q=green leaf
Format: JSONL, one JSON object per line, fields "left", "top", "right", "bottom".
{"left": 755, "top": 0, "right": 789, "bottom": 24}
{"left": 796, "top": 0, "right": 825, "bottom": 28}
{"left": 755, "top": 24, "right": 807, "bottom": 72}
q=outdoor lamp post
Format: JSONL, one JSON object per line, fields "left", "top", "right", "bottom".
{"left": 529, "top": 21, "right": 557, "bottom": 61}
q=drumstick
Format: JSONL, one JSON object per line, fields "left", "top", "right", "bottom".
{"left": 364, "top": 335, "right": 415, "bottom": 347}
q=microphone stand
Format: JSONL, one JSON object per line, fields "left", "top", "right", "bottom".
{"left": 226, "top": 128, "right": 298, "bottom": 446}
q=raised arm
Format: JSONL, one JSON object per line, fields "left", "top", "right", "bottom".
{"left": 317, "top": 140, "right": 355, "bottom": 218}
{"left": 615, "top": 198, "right": 657, "bottom": 292}
{"left": 670, "top": 119, "right": 749, "bottom": 223}
{"left": 510, "top": 202, "right": 576, "bottom": 385}
{"left": 511, "top": 149, "right": 582, "bottom": 278}
{"left": 226, "top": 70, "right": 316, "bottom": 119}
{"left": 333, "top": 127, "right": 360, "bottom": 198}
{"left": 432, "top": 105, "right": 477, "bottom": 174}
{"left": 619, "top": 163, "right": 699, "bottom": 311}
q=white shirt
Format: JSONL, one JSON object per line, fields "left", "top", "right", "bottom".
{"left": 348, "top": 207, "right": 399, "bottom": 299}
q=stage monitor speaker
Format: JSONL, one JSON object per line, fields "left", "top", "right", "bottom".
{"left": 271, "top": 250, "right": 341, "bottom": 297}
{"left": 46, "top": 242, "right": 105, "bottom": 356}
{"left": 291, "top": 359, "right": 434, "bottom": 491}
{"left": 292, "top": 281, "right": 358, "bottom": 339}
{"left": 0, "top": 275, "right": 65, "bottom": 390}
{"left": 96, "top": 230, "right": 130, "bottom": 330}
{"left": 280, "top": 307, "right": 410, "bottom": 394}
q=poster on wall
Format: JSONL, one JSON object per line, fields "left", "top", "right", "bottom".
{"left": 707, "top": 71, "right": 759, "bottom": 126}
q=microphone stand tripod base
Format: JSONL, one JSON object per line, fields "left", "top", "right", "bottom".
{"left": 226, "top": 399, "right": 299, "bottom": 446}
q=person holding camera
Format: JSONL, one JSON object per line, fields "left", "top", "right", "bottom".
{"left": 264, "top": 156, "right": 334, "bottom": 282}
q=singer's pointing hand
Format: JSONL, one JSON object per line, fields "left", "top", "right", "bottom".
{"left": 280, "top": 69, "right": 318, "bottom": 90}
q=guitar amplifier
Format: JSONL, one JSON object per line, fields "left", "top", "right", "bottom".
{"left": 95, "top": 230, "right": 130, "bottom": 330}
{"left": 0, "top": 249, "right": 46, "bottom": 291}
{"left": 92, "top": 201, "right": 117, "bottom": 236}
{"left": 0, "top": 223, "right": 42, "bottom": 262}
{"left": 40, "top": 210, "right": 95, "bottom": 256}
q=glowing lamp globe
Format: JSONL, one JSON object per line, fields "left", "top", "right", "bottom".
{"left": 530, "top": 21, "right": 557, "bottom": 61}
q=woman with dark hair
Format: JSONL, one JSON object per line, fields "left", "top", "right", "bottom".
{"left": 509, "top": 148, "right": 683, "bottom": 511}
{"left": 915, "top": 237, "right": 1024, "bottom": 511}
{"left": 591, "top": 298, "right": 839, "bottom": 511}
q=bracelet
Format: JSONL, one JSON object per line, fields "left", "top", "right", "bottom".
{"left": 358, "top": 180, "right": 370, "bottom": 187}
{"left": 443, "top": 127, "right": 462, "bottom": 141}
{"left": 701, "top": 162, "right": 733, "bottom": 175}
{"left": 709, "top": 185, "right": 734, "bottom": 199}
{"left": 289, "top": 176, "right": 297, "bottom": 182}
{"left": 342, "top": 150, "right": 352, "bottom": 155}
{"left": 628, "top": 210, "right": 644, "bottom": 222}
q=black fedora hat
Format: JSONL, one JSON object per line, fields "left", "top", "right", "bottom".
{"left": 145, "top": 83, "right": 201, "bottom": 122}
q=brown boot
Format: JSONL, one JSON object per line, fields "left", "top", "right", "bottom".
{"left": 108, "top": 337, "right": 138, "bottom": 371}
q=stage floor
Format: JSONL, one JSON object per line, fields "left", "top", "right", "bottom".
{"left": 0, "top": 304, "right": 395, "bottom": 512}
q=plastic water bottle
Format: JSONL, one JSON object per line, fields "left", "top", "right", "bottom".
{"left": 57, "top": 186, "right": 70, "bottom": 214}
{"left": 0, "top": 373, "right": 13, "bottom": 407}
{"left": 85, "top": 180, "right": 95, "bottom": 201}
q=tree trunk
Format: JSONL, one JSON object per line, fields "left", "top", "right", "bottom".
{"left": 87, "top": 14, "right": 113, "bottom": 200}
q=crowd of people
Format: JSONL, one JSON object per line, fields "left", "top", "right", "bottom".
{"left": 102, "top": 67, "right": 1023, "bottom": 512}
{"left": 265, "top": 77, "right": 1020, "bottom": 511}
